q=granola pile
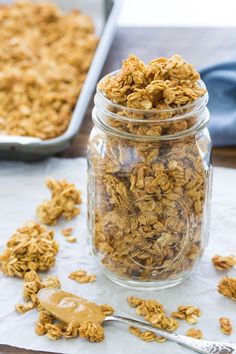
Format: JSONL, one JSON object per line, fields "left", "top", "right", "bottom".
{"left": 37, "top": 178, "right": 82, "bottom": 225}
{"left": 0, "top": 222, "right": 58, "bottom": 277}
{"left": 0, "top": 0, "right": 97, "bottom": 139}
{"left": 89, "top": 54, "right": 209, "bottom": 282}
{"left": 69, "top": 269, "right": 96, "bottom": 284}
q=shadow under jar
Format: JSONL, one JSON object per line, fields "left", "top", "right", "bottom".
{"left": 87, "top": 76, "right": 212, "bottom": 290}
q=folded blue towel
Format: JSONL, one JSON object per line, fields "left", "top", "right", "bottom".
{"left": 200, "top": 62, "right": 236, "bottom": 146}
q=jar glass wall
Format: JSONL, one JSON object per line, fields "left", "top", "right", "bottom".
{"left": 87, "top": 77, "right": 212, "bottom": 290}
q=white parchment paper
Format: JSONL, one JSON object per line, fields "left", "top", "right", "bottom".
{"left": 0, "top": 157, "right": 236, "bottom": 354}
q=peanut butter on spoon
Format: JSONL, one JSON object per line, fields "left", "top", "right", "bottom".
{"left": 37, "top": 288, "right": 105, "bottom": 325}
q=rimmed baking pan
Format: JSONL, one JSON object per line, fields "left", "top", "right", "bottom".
{"left": 0, "top": 0, "right": 121, "bottom": 160}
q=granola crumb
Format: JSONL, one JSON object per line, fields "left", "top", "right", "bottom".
{"left": 218, "top": 276, "right": 236, "bottom": 301}
{"left": 0, "top": 222, "right": 59, "bottom": 277}
{"left": 66, "top": 236, "right": 77, "bottom": 243}
{"left": 100, "top": 304, "right": 114, "bottom": 316}
{"left": 69, "top": 269, "right": 96, "bottom": 283}
{"left": 212, "top": 255, "right": 236, "bottom": 271}
{"left": 61, "top": 228, "right": 73, "bottom": 237}
{"left": 37, "top": 178, "right": 82, "bottom": 225}
{"left": 219, "top": 317, "right": 232, "bottom": 335}
{"left": 186, "top": 328, "right": 203, "bottom": 339}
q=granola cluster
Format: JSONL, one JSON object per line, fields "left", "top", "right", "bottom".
{"left": 127, "top": 296, "right": 178, "bottom": 332}
{"left": 172, "top": 305, "right": 201, "bottom": 324}
{"left": 89, "top": 54, "right": 209, "bottom": 282}
{"left": 100, "top": 54, "right": 205, "bottom": 110}
{"left": 212, "top": 255, "right": 236, "bottom": 271}
{"left": 61, "top": 228, "right": 77, "bottom": 243}
{"left": 69, "top": 269, "right": 96, "bottom": 284}
{"left": 16, "top": 270, "right": 61, "bottom": 313}
{"left": 186, "top": 328, "right": 203, "bottom": 339}
{"left": 37, "top": 178, "right": 82, "bottom": 225}
{"left": 0, "top": 222, "right": 58, "bottom": 277}
{"left": 35, "top": 311, "right": 83, "bottom": 340}
{"left": 219, "top": 317, "right": 232, "bottom": 335}
{"left": 0, "top": 0, "right": 97, "bottom": 139}
{"left": 218, "top": 276, "right": 236, "bottom": 301}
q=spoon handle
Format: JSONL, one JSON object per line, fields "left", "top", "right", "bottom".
{"left": 105, "top": 315, "right": 236, "bottom": 354}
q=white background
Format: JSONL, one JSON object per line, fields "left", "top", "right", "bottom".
{"left": 118, "top": 0, "right": 236, "bottom": 27}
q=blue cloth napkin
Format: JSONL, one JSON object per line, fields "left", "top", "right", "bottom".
{"left": 200, "top": 62, "right": 236, "bottom": 146}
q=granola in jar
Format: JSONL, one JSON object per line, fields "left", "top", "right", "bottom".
{"left": 87, "top": 55, "right": 212, "bottom": 288}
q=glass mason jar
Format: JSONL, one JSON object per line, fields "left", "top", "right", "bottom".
{"left": 88, "top": 73, "right": 212, "bottom": 290}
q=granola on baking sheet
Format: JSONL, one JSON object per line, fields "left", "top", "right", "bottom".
{"left": 0, "top": 222, "right": 58, "bottom": 277}
{"left": 37, "top": 178, "right": 82, "bottom": 225}
{"left": 0, "top": 0, "right": 98, "bottom": 139}
{"left": 89, "top": 54, "right": 210, "bottom": 282}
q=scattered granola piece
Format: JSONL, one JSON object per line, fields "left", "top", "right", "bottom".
{"left": 218, "top": 277, "right": 236, "bottom": 301}
{"left": 0, "top": 222, "right": 59, "bottom": 277}
{"left": 172, "top": 305, "right": 201, "bottom": 324}
{"left": 128, "top": 326, "right": 166, "bottom": 343}
{"left": 186, "top": 328, "right": 203, "bottom": 339}
{"left": 212, "top": 255, "right": 236, "bottom": 271}
{"left": 79, "top": 321, "right": 104, "bottom": 342}
{"left": 61, "top": 228, "right": 73, "bottom": 237}
{"left": 63, "top": 321, "right": 80, "bottom": 338}
{"left": 35, "top": 321, "right": 47, "bottom": 336}
{"left": 0, "top": 1, "right": 98, "bottom": 140}
{"left": 15, "top": 302, "right": 34, "bottom": 314}
{"left": 219, "top": 317, "right": 232, "bottom": 335}
{"left": 37, "top": 179, "right": 82, "bottom": 225}
{"left": 66, "top": 236, "right": 77, "bottom": 243}
{"left": 100, "top": 304, "right": 114, "bottom": 316}
{"left": 45, "top": 324, "right": 63, "bottom": 340}
{"left": 69, "top": 269, "right": 96, "bottom": 284}
{"left": 127, "top": 296, "right": 143, "bottom": 307}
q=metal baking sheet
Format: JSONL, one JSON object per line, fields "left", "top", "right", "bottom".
{"left": 0, "top": 0, "right": 121, "bottom": 160}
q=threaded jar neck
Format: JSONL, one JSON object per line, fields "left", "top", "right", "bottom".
{"left": 93, "top": 73, "right": 209, "bottom": 141}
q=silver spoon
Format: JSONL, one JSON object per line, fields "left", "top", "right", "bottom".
{"left": 38, "top": 288, "right": 236, "bottom": 354}
{"left": 104, "top": 315, "right": 236, "bottom": 354}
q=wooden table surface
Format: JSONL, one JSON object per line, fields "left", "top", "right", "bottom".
{"left": 1, "top": 26, "right": 236, "bottom": 354}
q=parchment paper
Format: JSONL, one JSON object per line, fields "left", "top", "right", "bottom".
{"left": 0, "top": 157, "right": 236, "bottom": 353}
